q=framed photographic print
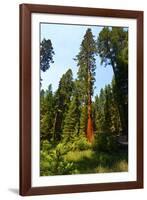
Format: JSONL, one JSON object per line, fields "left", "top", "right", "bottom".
{"left": 19, "top": 4, "right": 143, "bottom": 196}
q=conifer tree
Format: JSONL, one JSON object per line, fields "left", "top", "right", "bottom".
{"left": 94, "top": 83, "right": 122, "bottom": 136}
{"left": 94, "top": 89, "right": 105, "bottom": 133}
{"left": 53, "top": 69, "right": 74, "bottom": 141}
{"left": 74, "top": 28, "right": 97, "bottom": 142}
{"left": 40, "top": 85, "right": 55, "bottom": 141}
{"left": 79, "top": 105, "right": 88, "bottom": 136}
{"left": 40, "top": 38, "right": 54, "bottom": 72}
{"left": 63, "top": 95, "right": 80, "bottom": 141}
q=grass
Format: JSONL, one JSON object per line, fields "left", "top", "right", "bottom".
{"left": 65, "top": 149, "right": 128, "bottom": 174}
{"left": 65, "top": 150, "right": 93, "bottom": 162}
{"left": 113, "top": 160, "right": 128, "bottom": 172}
{"left": 40, "top": 137, "right": 128, "bottom": 175}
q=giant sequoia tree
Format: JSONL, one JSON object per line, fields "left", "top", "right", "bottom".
{"left": 97, "top": 27, "right": 128, "bottom": 137}
{"left": 75, "top": 28, "right": 97, "bottom": 142}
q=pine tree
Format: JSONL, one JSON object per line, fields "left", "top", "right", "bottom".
{"left": 40, "top": 38, "right": 54, "bottom": 72}
{"left": 40, "top": 84, "right": 55, "bottom": 141}
{"left": 74, "top": 28, "right": 97, "bottom": 142}
{"left": 94, "top": 89, "right": 105, "bottom": 133}
{"left": 63, "top": 95, "right": 80, "bottom": 141}
{"left": 79, "top": 105, "right": 88, "bottom": 136}
{"left": 53, "top": 69, "right": 74, "bottom": 141}
{"left": 94, "top": 82, "right": 122, "bottom": 136}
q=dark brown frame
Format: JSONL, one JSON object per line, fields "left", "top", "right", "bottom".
{"left": 20, "top": 3, "right": 144, "bottom": 196}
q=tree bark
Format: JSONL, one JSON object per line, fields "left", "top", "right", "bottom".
{"left": 86, "top": 67, "right": 94, "bottom": 143}
{"left": 87, "top": 95, "right": 94, "bottom": 142}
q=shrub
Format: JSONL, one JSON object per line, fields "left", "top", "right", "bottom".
{"left": 70, "top": 135, "right": 92, "bottom": 151}
{"left": 40, "top": 140, "right": 52, "bottom": 151}
{"left": 93, "top": 133, "right": 118, "bottom": 152}
{"left": 40, "top": 142, "right": 76, "bottom": 176}
{"left": 66, "top": 149, "right": 93, "bottom": 162}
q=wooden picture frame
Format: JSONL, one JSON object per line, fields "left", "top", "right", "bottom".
{"left": 19, "top": 3, "right": 143, "bottom": 196}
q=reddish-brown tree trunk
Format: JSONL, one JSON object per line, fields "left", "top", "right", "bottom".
{"left": 87, "top": 96, "right": 94, "bottom": 142}
{"left": 86, "top": 68, "right": 94, "bottom": 143}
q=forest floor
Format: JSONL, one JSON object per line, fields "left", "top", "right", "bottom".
{"left": 40, "top": 139, "right": 128, "bottom": 176}
{"left": 65, "top": 149, "right": 128, "bottom": 174}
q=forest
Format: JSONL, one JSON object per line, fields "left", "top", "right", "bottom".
{"left": 40, "top": 26, "right": 128, "bottom": 176}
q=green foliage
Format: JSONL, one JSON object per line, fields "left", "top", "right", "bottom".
{"left": 53, "top": 69, "right": 74, "bottom": 141}
{"left": 40, "top": 140, "right": 53, "bottom": 151}
{"left": 40, "top": 141, "right": 76, "bottom": 176}
{"left": 66, "top": 150, "right": 93, "bottom": 162}
{"left": 65, "top": 148, "right": 127, "bottom": 174}
{"left": 95, "top": 158, "right": 128, "bottom": 173}
{"left": 63, "top": 95, "right": 80, "bottom": 141}
{"left": 97, "top": 27, "right": 128, "bottom": 135}
{"left": 97, "top": 27, "right": 128, "bottom": 68}
{"left": 40, "top": 139, "right": 127, "bottom": 175}
{"left": 103, "top": 85, "right": 113, "bottom": 133}
{"left": 40, "top": 85, "right": 55, "bottom": 141}
{"left": 93, "top": 133, "right": 118, "bottom": 152}
{"left": 94, "top": 83, "right": 121, "bottom": 135}
{"left": 79, "top": 105, "right": 87, "bottom": 135}
{"left": 94, "top": 89, "right": 105, "bottom": 133}
{"left": 114, "top": 160, "right": 128, "bottom": 172}
{"left": 74, "top": 136, "right": 91, "bottom": 151}
{"left": 70, "top": 135, "right": 92, "bottom": 151}
{"left": 40, "top": 38, "right": 54, "bottom": 72}
{"left": 40, "top": 28, "right": 128, "bottom": 176}
{"left": 75, "top": 28, "right": 97, "bottom": 100}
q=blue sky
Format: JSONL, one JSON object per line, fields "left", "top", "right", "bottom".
{"left": 40, "top": 23, "right": 114, "bottom": 97}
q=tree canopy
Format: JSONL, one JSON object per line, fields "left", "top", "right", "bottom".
{"left": 40, "top": 38, "right": 55, "bottom": 72}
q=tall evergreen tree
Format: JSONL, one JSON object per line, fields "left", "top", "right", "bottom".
{"left": 63, "top": 95, "right": 80, "bottom": 141}
{"left": 40, "top": 38, "right": 55, "bottom": 85}
{"left": 40, "top": 38, "right": 54, "bottom": 72}
{"left": 53, "top": 69, "right": 74, "bottom": 141}
{"left": 97, "top": 27, "right": 128, "bottom": 137}
{"left": 79, "top": 105, "right": 88, "bottom": 136}
{"left": 40, "top": 85, "right": 55, "bottom": 141}
{"left": 94, "top": 89, "right": 105, "bottom": 133}
{"left": 74, "top": 28, "right": 97, "bottom": 142}
{"left": 94, "top": 82, "right": 122, "bottom": 136}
